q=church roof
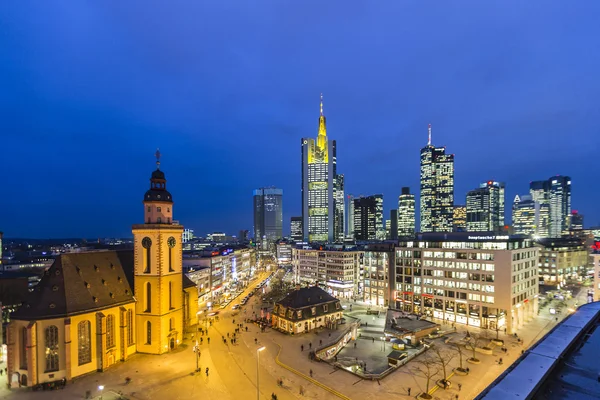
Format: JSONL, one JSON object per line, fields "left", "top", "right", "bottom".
{"left": 13, "top": 250, "right": 135, "bottom": 320}
{"left": 183, "top": 274, "right": 196, "bottom": 289}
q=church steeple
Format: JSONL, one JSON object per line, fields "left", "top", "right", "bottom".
{"left": 144, "top": 150, "right": 173, "bottom": 224}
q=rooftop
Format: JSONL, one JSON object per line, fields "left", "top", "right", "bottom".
{"left": 384, "top": 309, "right": 439, "bottom": 335}
{"left": 277, "top": 286, "right": 339, "bottom": 309}
{"left": 477, "top": 301, "right": 600, "bottom": 400}
{"left": 13, "top": 250, "right": 135, "bottom": 320}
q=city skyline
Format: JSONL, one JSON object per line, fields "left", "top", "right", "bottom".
{"left": 2, "top": 2, "right": 599, "bottom": 238}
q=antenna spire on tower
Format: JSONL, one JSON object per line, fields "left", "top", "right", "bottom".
{"left": 428, "top": 124, "right": 432, "bottom": 146}
{"left": 155, "top": 148, "right": 161, "bottom": 169}
{"left": 320, "top": 93, "right": 324, "bottom": 116}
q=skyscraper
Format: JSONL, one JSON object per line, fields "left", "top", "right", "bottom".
{"left": 290, "top": 216, "right": 303, "bottom": 242}
{"left": 353, "top": 195, "right": 383, "bottom": 241}
{"left": 530, "top": 180, "right": 550, "bottom": 238}
{"left": 420, "top": 124, "right": 454, "bottom": 232}
{"left": 375, "top": 195, "right": 385, "bottom": 240}
{"left": 347, "top": 194, "right": 355, "bottom": 239}
{"left": 530, "top": 176, "right": 571, "bottom": 238}
{"left": 389, "top": 209, "right": 398, "bottom": 240}
{"left": 466, "top": 181, "right": 505, "bottom": 232}
{"left": 453, "top": 205, "right": 467, "bottom": 232}
{"left": 398, "top": 187, "right": 415, "bottom": 237}
{"left": 301, "top": 95, "right": 340, "bottom": 243}
{"left": 512, "top": 194, "right": 536, "bottom": 235}
{"left": 570, "top": 210, "right": 584, "bottom": 230}
{"left": 549, "top": 176, "right": 571, "bottom": 237}
{"left": 253, "top": 187, "right": 283, "bottom": 243}
{"left": 333, "top": 174, "right": 345, "bottom": 243}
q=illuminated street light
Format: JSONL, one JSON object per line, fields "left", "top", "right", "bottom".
{"left": 257, "top": 346, "right": 266, "bottom": 400}
{"left": 98, "top": 385, "right": 105, "bottom": 400}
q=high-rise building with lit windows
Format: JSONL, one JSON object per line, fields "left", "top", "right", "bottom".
{"left": 347, "top": 195, "right": 355, "bottom": 239}
{"left": 512, "top": 194, "right": 536, "bottom": 235}
{"left": 420, "top": 124, "right": 454, "bottom": 232}
{"left": 530, "top": 180, "right": 550, "bottom": 238}
{"left": 301, "top": 95, "right": 340, "bottom": 243}
{"left": 333, "top": 174, "right": 345, "bottom": 243}
{"left": 466, "top": 181, "right": 505, "bottom": 232}
{"left": 353, "top": 195, "right": 383, "bottom": 241}
{"left": 529, "top": 176, "right": 571, "bottom": 238}
{"left": 453, "top": 205, "right": 467, "bottom": 232}
{"left": 253, "top": 187, "right": 283, "bottom": 243}
{"left": 398, "top": 187, "right": 415, "bottom": 237}
{"left": 549, "top": 176, "right": 571, "bottom": 237}
{"left": 290, "top": 217, "right": 303, "bottom": 242}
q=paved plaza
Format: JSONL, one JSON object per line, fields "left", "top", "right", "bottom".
{"left": 0, "top": 276, "right": 588, "bottom": 400}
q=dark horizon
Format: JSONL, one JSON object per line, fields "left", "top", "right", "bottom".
{"left": 2, "top": 1, "right": 599, "bottom": 238}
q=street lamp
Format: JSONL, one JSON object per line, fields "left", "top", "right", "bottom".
{"left": 98, "top": 385, "right": 104, "bottom": 400}
{"left": 257, "top": 346, "right": 266, "bottom": 400}
{"left": 193, "top": 340, "right": 201, "bottom": 372}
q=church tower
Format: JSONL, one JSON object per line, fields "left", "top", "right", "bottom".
{"left": 133, "top": 150, "right": 184, "bottom": 354}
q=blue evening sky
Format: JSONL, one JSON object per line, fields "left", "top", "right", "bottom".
{"left": 1, "top": 1, "right": 599, "bottom": 238}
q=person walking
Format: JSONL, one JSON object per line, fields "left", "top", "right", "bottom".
{"left": 205, "top": 367, "right": 209, "bottom": 376}
{"left": 458, "top": 383, "right": 462, "bottom": 392}
{"left": 309, "top": 369, "right": 313, "bottom": 378}
{"left": 407, "top": 387, "right": 411, "bottom": 395}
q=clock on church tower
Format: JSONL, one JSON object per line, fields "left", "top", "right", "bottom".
{"left": 132, "top": 150, "right": 184, "bottom": 355}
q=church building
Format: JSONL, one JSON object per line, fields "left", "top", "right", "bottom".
{"left": 6, "top": 153, "right": 198, "bottom": 387}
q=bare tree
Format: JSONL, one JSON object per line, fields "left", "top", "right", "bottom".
{"left": 466, "top": 332, "right": 484, "bottom": 362}
{"left": 411, "top": 353, "right": 439, "bottom": 399}
{"left": 431, "top": 346, "right": 455, "bottom": 387}
{"left": 453, "top": 342, "right": 467, "bottom": 373}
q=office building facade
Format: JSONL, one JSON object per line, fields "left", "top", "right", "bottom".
{"left": 549, "top": 176, "right": 571, "bottom": 237}
{"left": 512, "top": 195, "right": 536, "bottom": 235}
{"left": 398, "top": 187, "right": 415, "bottom": 237}
{"left": 253, "top": 187, "right": 283, "bottom": 243}
{"left": 570, "top": 210, "right": 584, "bottom": 230}
{"left": 292, "top": 245, "right": 362, "bottom": 298}
{"left": 333, "top": 174, "right": 345, "bottom": 243}
{"left": 529, "top": 180, "right": 551, "bottom": 238}
{"left": 362, "top": 243, "right": 395, "bottom": 307}
{"left": 347, "top": 194, "right": 355, "bottom": 240}
{"left": 394, "top": 233, "right": 539, "bottom": 334}
{"left": 389, "top": 209, "right": 398, "bottom": 240}
{"left": 420, "top": 125, "right": 454, "bottom": 232}
{"left": 290, "top": 217, "right": 303, "bottom": 242}
{"left": 453, "top": 205, "right": 467, "bottom": 232}
{"left": 353, "top": 195, "right": 383, "bottom": 241}
{"left": 536, "top": 237, "right": 587, "bottom": 283}
{"left": 466, "top": 181, "right": 505, "bottom": 232}
{"left": 301, "top": 95, "right": 341, "bottom": 243}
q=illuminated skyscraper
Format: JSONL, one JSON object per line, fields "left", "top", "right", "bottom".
{"left": 347, "top": 194, "right": 355, "bottom": 239}
{"left": 512, "top": 194, "right": 536, "bottom": 235}
{"left": 549, "top": 176, "right": 571, "bottom": 237}
{"left": 290, "top": 216, "right": 303, "bottom": 242}
{"left": 333, "top": 174, "right": 345, "bottom": 243}
{"left": 466, "top": 181, "right": 505, "bottom": 232}
{"left": 253, "top": 187, "right": 283, "bottom": 243}
{"left": 570, "top": 210, "right": 583, "bottom": 230}
{"left": 420, "top": 124, "right": 454, "bottom": 232}
{"left": 453, "top": 205, "right": 467, "bottom": 232}
{"left": 301, "top": 95, "right": 340, "bottom": 242}
{"left": 530, "top": 180, "right": 550, "bottom": 238}
{"left": 353, "top": 195, "right": 383, "bottom": 241}
{"left": 398, "top": 187, "right": 415, "bottom": 237}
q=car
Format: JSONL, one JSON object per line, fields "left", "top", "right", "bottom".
{"left": 232, "top": 304, "right": 240, "bottom": 310}
{"left": 208, "top": 311, "right": 220, "bottom": 316}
